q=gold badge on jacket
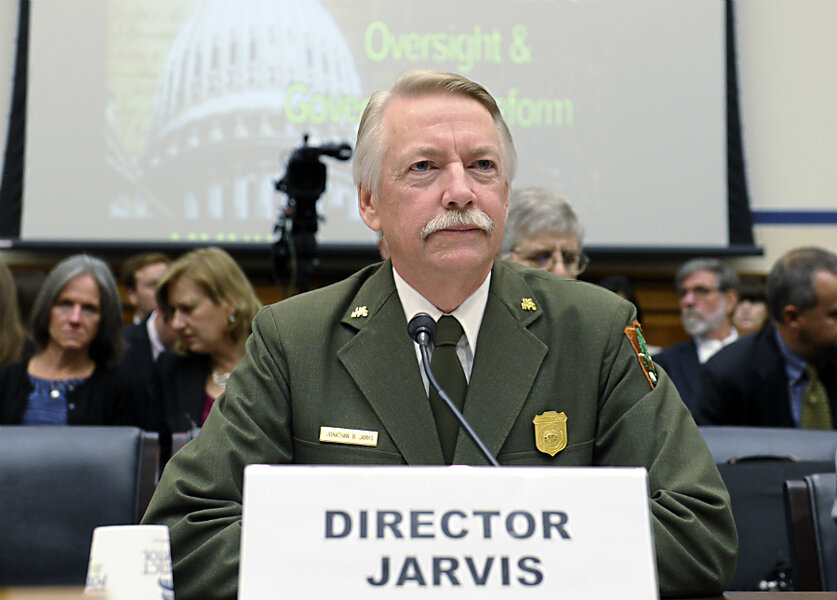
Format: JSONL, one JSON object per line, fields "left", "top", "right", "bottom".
{"left": 532, "top": 411, "right": 568, "bottom": 456}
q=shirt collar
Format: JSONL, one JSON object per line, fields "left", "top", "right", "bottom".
{"left": 146, "top": 309, "right": 166, "bottom": 361}
{"left": 392, "top": 265, "right": 490, "bottom": 356}
{"left": 774, "top": 326, "right": 808, "bottom": 384}
{"left": 695, "top": 328, "right": 739, "bottom": 363}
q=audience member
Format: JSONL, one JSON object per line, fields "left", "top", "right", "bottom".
{"left": 0, "top": 261, "right": 29, "bottom": 366}
{"left": 12, "top": 268, "right": 46, "bottom": 328}
{"left": 120, "top": 255, "right": 177, "bottom": 431}
{"left": 732, "top": 276, "right": 769, "bottom": 336}
{"left": 653, "top": 258, "right": 740, "bottom": 412}
{"left": 0, "top": 255, "right": 134, "bottom": 425}
{"left": 697, "top": 247, "right": 837, "bottom": 428}
{"left": 597, "top": 274, "right": 644, "bottom": 322}
{"left": 121, "top": 252, "right": 170, "bottom": 324}
{"left": 153, "top": 247, "right": 261, "bottom": 434}
{"left": 499, "top": 187, "right": 588, "bottom": 278}
{"left": 143, "top": 70, "right": 735, "bottom": 599}
{"left": 597, "top": 275, "right": 661, "bottom": 354}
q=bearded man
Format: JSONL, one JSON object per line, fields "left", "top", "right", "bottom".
{"left": 653, "top": 258, "right": 740, "bottom": 412}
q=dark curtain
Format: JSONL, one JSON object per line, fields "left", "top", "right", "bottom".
{"left": 726, "top": 0, "right": 755, "bottom": 246}
{"left": 0, "top": 0, "right": 27, "bottom": 238}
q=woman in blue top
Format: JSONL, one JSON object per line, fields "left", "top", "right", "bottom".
{"left": 0, "top": 254, "right": 134, "bottom": 425}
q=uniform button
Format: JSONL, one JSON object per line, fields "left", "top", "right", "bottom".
{"left": 68, "top": 403, "right": 76, "bottom": 410}
{"left": 50, "top": 390, "right": 60, "bottom": 399}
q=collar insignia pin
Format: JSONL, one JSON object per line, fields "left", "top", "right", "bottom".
{"left": 350, "top": 306, "right": 369, "bottom": 318}
{"left": 533, "top": 411, "right": 568, "bottom": 456}
{"left": 521, "top": 298, "right": 537, "bottom": 311}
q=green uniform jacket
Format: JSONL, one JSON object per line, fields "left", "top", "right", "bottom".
{"left": 143, "top": 260, "right": 737, "bottom": 599}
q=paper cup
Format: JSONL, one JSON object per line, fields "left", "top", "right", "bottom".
{"left": 84, "top": 525, "right": 174, "bottom": 600}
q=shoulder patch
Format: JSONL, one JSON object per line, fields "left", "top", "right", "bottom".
{"left": 624, "top": 320, "right": 658, "bottom": 389}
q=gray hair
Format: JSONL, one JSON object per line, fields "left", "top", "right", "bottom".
{"left": 30, "top": 254, "right": 124, "bottom": 368}
{"left": 353, "top": 70, "right": 517, "bottom": 196}
{"left": 499, "top": 187, "right": 583, "bottom": 256}
{"left": 675, "top": 258, "right": 740, "bottom": 294}
{"left": 766, "top": 246, "right": 837, "bottom": 322}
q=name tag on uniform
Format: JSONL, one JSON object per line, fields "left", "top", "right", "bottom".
{"left": 319, "top": 426, "right": 378, "bottom": 447}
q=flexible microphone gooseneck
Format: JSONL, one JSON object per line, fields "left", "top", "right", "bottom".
{"left": 408, "top": 313, "right": 500, "bottom": 467}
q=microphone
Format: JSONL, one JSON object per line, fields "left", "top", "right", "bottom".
{"left": 183, "top": 413, "right": 202, "bottom": 441}
{"left": 407, "top": 312, "right": 436, "bottom": 347}
{"left": 407, "top": 313, "right": 500, "bottom": 467}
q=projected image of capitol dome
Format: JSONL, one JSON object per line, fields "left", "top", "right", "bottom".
{"left": 142, "top": 0, "right": 363, "bottom": 243}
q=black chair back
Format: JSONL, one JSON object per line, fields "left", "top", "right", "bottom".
{"left": 0, "top": 426, "right": 158, "bottom": 586}
{"left": 784, "top": 472, "right": 837, "bottom": 591}
{"left": 699, "top": 426, "right": 837, "bottom": 591}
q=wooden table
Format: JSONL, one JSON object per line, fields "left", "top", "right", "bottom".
{"left": 685, "top": 594, "right": 837, "bottom": 600}
{"left": 0, "top": 590, "right": 89, "bottom": 600}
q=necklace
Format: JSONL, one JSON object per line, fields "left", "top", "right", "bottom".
{"left": 211, "top": 370, "right": 231, "bottom": 388}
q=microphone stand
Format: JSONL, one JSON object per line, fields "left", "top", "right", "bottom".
{"left": 410, "top": 315, "right": 500, "bottom": 467}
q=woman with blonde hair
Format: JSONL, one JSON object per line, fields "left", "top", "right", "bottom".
{"left": 0, "top": 261, "right": 27, "bottom": 366}
{"left": 154, "top": 247, "right": 261, "bottom": 434}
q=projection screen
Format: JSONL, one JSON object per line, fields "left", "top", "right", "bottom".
{"left": 19, "top": 0, "right": 727, "bottom": 249}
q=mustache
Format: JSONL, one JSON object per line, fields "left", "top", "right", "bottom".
{"left": 420, "top": 209, "right": 494, "bottom": 240}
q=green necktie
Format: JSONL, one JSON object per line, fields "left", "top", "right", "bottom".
{"left": 429, "top": 316, "right": 467, "bottom": 464}
{"left": 801, "top": 364, "right": 833, "bottom": 430}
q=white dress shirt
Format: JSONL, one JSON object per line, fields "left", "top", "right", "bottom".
{"left": 146, "top": 309, "right": 167, "bottom": 361}
{"left": 392, "top": 266, "right": 490, "bottom": 393}
{"left": 695, "top": 328, "right": 739, "bottom": 364}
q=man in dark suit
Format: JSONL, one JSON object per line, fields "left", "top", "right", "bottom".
{"left": 120, "top": 252, "right": 170, "bottom": 324}
{"left": 119, "top": 253, "right": 176, "bottom": 431}
{"left": 697, "top": 247, "right": 837, "bottom": 427}
{"left": 143, "top": 70, "right": 736, "bottom": 599}
{"left": 653, "top": 258, "right": 740, "bottom": 412}
{"left": 120, "top": 310, "right": 176, "bottom": 431}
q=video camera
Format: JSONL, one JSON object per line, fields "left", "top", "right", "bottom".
{"left": 275, "top": 134, "right": 352, "bottom": 202}
{"left": 273, "top": 134, "right": 352, "bottom": 292}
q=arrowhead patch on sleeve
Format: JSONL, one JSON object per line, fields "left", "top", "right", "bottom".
{"left": 624, "top": 320, "right": 658, "bottom": 389}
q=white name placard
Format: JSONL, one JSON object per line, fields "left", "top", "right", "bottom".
{"left": 239, "top": 465, "right": 657, "bottom": 599}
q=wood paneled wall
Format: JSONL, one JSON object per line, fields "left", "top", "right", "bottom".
{"left": 9, "top": 251, "right": 763, "bottom": 354}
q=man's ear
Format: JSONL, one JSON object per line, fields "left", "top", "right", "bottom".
{"left": 358, "top": 185, "right": 381, "bottom": 232}
{"left": 782, "top": 304, "right": 801, "bottom": 329}
{"left": 127, "top": 289, "right": 138, "bottom": 308}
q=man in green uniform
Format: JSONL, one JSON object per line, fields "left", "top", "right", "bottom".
{"left": 143, "top": 70, "right": 737, "bottom": 599}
